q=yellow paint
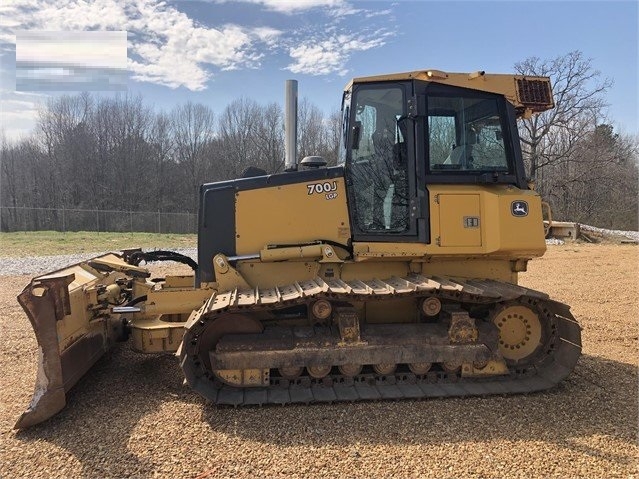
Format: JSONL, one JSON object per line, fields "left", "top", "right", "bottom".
{"left": 438, "top": 194, "right": 481, "bottom": 247}
{"left": 345, "top": 70, "right": 554, "bottom": 114}
{"left": 52, "top": 263, "right": 121, "bottom": 352}
{"left": 428, "top": 184, "right": 546, "bottom": 256}
{"left": 237, "top": 261, "right": 321, "bottom": 288}
{"left": 235, "top": 178, "right": 351, "bottom": 255}
{"left": 144, "top": 287, "right": 212, "bottom": 315}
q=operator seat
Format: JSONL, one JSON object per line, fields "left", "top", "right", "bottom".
{"left": 371, "top": 124, "right": 408, "bottom": 231}
{"left": 366, "top": 126, "right": 395, "bottom": 229}
{"left": 371, "top": 126, "right": 395, "bottom": 162}
{"left": 444, "top": 129, "right": 476, "bottom": 168}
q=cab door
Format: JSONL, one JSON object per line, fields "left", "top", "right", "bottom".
{"left": 345, "top": 81, "right": 428, "bottom": 243}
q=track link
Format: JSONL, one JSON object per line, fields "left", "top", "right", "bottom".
{"left": 178, "top": 275, "right": 582, "bottom": 405}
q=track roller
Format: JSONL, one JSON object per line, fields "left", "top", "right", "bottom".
{"left": 409, "top": 362, "right": 432, "bottom": 374}
{"left": 307, "top": 365, "right": 331, "bottom": 379}
{"left": 442, "top": 360, "right": 462, "bottom": 373}
{"left": 338, "top": 364, "right": 362, "bottom": 376}
{"left": 373, "top": 363, "right": 397, "bottom": 375}
{"left": 279, "top": 366, "right": 303, "bottom": 379}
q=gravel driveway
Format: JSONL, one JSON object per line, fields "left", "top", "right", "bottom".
{"left": 1, "top": 244, "right": 637, "bottom": 478}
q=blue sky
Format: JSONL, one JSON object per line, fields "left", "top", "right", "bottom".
{"left": 0, "top": 0, "right": 637, "bottom": 141}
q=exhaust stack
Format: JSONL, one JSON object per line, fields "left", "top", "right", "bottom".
{"left": 284, "top": 79, "right": 298, "bottom": 172}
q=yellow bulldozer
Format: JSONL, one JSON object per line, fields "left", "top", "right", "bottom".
{"left": 15, "top": 69, "right": 581, "bottom": 429}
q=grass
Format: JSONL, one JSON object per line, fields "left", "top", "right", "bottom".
{"left": 0, "top": 231, "right": 197, "bottom": 257}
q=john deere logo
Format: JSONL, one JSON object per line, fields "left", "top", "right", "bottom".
{"left": 511, "top": 201, "right": 528, "bottom": 217}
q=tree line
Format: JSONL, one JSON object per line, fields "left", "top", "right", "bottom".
{"left": 516, "top": 51, "right": 638, "bottom": 231}
{"left": 1, "top": 51, "right": 637, "bottom": 232}
{"left": 0, "top": 93, "right": 340, "bottom": 229}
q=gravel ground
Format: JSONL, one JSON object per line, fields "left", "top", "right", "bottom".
{"left": 1, "top": 244, "right": 637, "bottom": 478}
{"left": 0, "top": 248, "right": 198, "bottom": 275}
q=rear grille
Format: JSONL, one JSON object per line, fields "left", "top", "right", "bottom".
{"left": 516, "top": 78, "right": 553, "bottom": 110}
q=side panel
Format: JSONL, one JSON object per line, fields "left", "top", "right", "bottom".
{"left": 438, "top": 194, "right": 481, "bottom": 247}
{"left": 235, "top": 177, "right": 351, "bottom": 255}
{"left": 198, "top": 167, "right": 351, "bottom": 283}
{"left": 428, "top": 184, "right": 546, "bottom": 257}
{"left": 495, "top": 194, "right": 546, "bottom": 254}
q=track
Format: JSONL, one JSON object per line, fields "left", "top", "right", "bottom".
{"left": 178, "top": 275, "right": 582, "bottom": 406}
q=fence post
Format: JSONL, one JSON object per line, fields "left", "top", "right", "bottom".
{"left": 130, "top": 211, "right": 133, "bottom": 233}
{"left": 157, "top": 210, "right": 161, "bottom": 234}
{"left": 62, "top": 207, "right": 66, "bottom": 233}
{"left": 96, "top": 209, "right": 99, "bottom": 234}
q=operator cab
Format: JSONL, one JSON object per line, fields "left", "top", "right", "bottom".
{"left": 340, "top": 75, "right": 529, "bottom": 243}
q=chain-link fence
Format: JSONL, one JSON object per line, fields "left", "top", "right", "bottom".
{"left": 0, "top": 207, "right": 197, "bottom": 234}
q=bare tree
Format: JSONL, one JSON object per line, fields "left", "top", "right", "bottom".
{"left": 550, "top": 125, "right": 638, "bottom": 229}
{"left": 253, "top": 102, "right": 284, "bottom": 173}
{"left": 171, "top": 102, "right": 216, "bottom": 209}
{"left": 297, "top": 98, "right": 325, "bottom": 160}
{"left": 148, "top": 112, "right": 175, "bottom": 210}
{"left": 515, "top": 51, "right": 612, "bottom": 184}
{"left": 513, "top": 51, "right": 639, "bottom": 229}
{"left": 1, "top": 133, "right": 33, "bottom": 229}
{"left": 322, "top": 109, "right": 342, "bottom": 166}
{"left": 36, "top": 94, "right": 92, "bottom": 209}
{"left": 218, "top": 98, "right": 261, "bottom": 178}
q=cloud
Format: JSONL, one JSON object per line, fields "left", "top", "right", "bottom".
{"left": 365, "top": 9, "right": 393, "bottom": 18}
{"left": 253, "top": 27, "right": 283, "bottom": 47}
{"left": 280, "top": 3, "right": 395, "bottom": 76}
{"left": 1, "top": 0, "right": 394, "bottom": 91}
{"left": 216, "top": 0, "right": 352, "bottom": 15}
{"left": 286, "top": 30, "right": 391, "bottom": 76}
{"left": 0, "top": 90, "right": 44, "bottom": 142}
{"left": 1, "top": 0, "right": 283, "bottom": 91}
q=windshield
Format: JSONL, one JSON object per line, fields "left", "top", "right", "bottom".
{"left": 428, "top": 96, "right": 510, "bottom": 173}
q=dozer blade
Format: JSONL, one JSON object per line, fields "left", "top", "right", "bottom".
{"left": 15, "top": 255, "right": 135, "bottom": 429}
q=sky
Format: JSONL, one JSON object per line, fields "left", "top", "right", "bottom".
{"left": 0, "top": 0, "right": 637, "bottom": 141}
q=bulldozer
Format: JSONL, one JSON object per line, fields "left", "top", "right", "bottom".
{"left": 15, "top": 69, "right": 582, "bottom": 429}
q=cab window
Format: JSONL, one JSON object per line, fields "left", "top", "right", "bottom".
{"left": 428, "top": 96, "right": 509, "bottom": 172}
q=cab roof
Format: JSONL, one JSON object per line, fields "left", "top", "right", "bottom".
{"left": 345, "top": 69, "right": 554, "bottom": 115}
